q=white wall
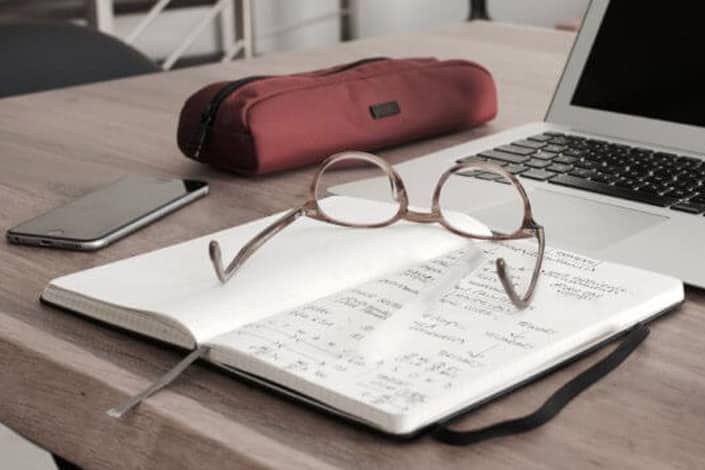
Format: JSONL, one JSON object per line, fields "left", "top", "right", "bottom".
{"left": 490, "top": 0, "right": 588, "bottom": 27}
{"left": 354, "top": 0, "right": 588, "bottom": 36}
{"left": 113, "top": 0, "right": 589, "bottom": 61}
{"left": 352, "top": 0, "right": 468, "bottom": 38}
{"left": 253, "top": 0, "right": 340, "bottom": 54}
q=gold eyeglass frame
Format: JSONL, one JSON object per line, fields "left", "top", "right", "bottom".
{"left": 209, "top": 151, "right": 545, "bottom": 308}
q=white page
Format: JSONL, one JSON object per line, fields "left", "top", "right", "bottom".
{"left": 47, "top": 197, "right": 483, "bottom": 343}
{"left": 207, "top": 242, "right": 683, "bottom": 434}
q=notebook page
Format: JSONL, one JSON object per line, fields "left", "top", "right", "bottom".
{"left": 207, "top": 243, "right": 683, "bottom": 434}
{"left": 45, "top": 197, "right": 479, "bottom": 344}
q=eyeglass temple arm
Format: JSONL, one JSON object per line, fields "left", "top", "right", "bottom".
{"left": 496, "top": 225, "right": 545, "bottom": 309}
{"left": 209, "top": 206, "right": 306, "bottom": 284}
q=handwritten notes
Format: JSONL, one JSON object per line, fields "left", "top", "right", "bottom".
{"left": 209, "top": 241, "right": 664, "bottom": 429}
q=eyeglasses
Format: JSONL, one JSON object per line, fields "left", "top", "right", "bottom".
{"left": 209, "top": 151, "right": 545, "bottom": 308}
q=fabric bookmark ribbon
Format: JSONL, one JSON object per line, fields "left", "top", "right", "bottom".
{"left": 106, "top": 345, "right": 209, "bottom": 419}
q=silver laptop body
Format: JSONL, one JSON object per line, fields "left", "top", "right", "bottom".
{"left": 333, "top": 0, "right": 705, "bottom": 287}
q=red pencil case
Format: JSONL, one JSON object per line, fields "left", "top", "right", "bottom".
{"left": 177, "top": 57, "right": 497, "bottom": 176}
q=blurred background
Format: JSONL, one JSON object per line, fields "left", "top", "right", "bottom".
{"left": 0, "top": 0, "right": 588, "bottom": 70}
{"left": 0, "top": 1, "right": 587, "bottom": 468}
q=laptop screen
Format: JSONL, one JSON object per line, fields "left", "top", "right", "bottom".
{"left": 571, "top": 2, "right": 705, "bottom": 128}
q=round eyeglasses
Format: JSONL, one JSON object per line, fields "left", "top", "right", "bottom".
{"left": 209, "top": 151, "right": 545, "bottom": 308}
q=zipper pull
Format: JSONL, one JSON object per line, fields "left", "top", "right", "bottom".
{"left": 188, "top": 75, "right": 268, "bottom": 161}
{"left": 192, "top": 110, "right": 214, "bottom": 160}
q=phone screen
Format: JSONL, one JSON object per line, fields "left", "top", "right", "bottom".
{"left": 9, "top": 176, "right": 207, "bottom": 242}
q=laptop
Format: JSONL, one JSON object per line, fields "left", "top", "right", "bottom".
{"left": 332, "top": 0, "right": 705, "bottom": 288}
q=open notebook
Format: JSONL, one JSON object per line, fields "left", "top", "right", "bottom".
{"left": 42, "top": 196, "right": 684, "bottom": 436}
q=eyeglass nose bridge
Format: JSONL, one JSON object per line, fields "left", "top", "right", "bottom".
{"left": 405, "top": 208, "right": 441, "bottom": 224}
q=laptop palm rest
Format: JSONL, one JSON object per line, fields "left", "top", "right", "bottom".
{"left": 331, "top": 175, "right": 668, "bottom": 254}
{"left": 463, "top": 188, "right": 668, "bottom": 253}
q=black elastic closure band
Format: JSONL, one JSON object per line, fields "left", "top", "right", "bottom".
{"left": 432, "top": 323, "right": 650, "bottom": 446}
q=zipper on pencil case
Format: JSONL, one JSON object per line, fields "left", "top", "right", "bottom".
{"left": 316, "top": 56, "right": 388, "bottom": 76}
{"left": 190, "top": 57, "right": 388, "bottom": 159}
{"left": 191, "top": 75, "right": 268, "bottom": 160}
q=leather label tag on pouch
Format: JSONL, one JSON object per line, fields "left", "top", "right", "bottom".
{"left": 369, "top": 100, "right": 401, "bottom": 119}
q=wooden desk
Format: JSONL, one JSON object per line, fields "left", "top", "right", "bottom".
{"left": 1, "top": 21, "right": 704, "bottom": 469}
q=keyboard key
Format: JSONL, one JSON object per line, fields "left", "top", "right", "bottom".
{"left": 670, "top": 202, "right": 705, "bottom": 214}
{"left": 532, "top": 150, "right": 558, "bottom": 160}
{"left": 582, "top": 151, "right": 603, "bottom": 162}
{"left": 591, "top": 173, "right": 618, "bottom": 184}
{"left": 676, "top": 155, "right": 702, "bottom": 167}
{"left": 513, "top": 139, "right": 546, "bottom": 149}
{"left": 478, "top": 150, "right": 531, "bottom": 164}
{"left": 526, "top": 159, "right": 552, "bottom": 169}
{"left": 549, "top": 175, "right": 678, "bottom": 207}
{"left": 476, "top": 172, "right": 503, "bottom": 181}
{"left": 547, "top": 163, "right": 573, "bottom": 173}
{"left": 544, "top": 144, "right": 567, "bottom": 153}
{"left": 549, "top": 137, "right": 569, "bottom": 145}
{"left": 624, "top": 169, "right": 647, "bottom": 180}
{"left": 495, "top": 145, "right": 536, "bottom": 156}
{"left": 457, "top": 168, "right": 482, "bottom": 177}
{"left": 561, "top": 148, "right": 585, "bottom": 158}
{"left": 576, "top": 160, "right": 599, "bottom": 170}
{"left": 673, "top": 180, "right": 701, "bottom": 192}
{"left": 521, "top": 169, "right": 557, "bottom": 181}
{"left": 613, "top": 178, "right": 637, "bottom": 189}
{"left": 654, "top": 152, "right": 677, "bottom": 161}
{"left": 653, "top": 168, "right": 676, "bottom": 179}
{"left": 569, "top": 168, "right": 596, "bottom": 179}
{"left": 586, "top": 138, "right": 608, "bottom": 147}
{"left": 527, "top": 134, "right": 553, "bottom": 142}
{"left": 630, "top": 148, "right": 653, "bottom": 159}
{"left": 504, "top": 163, "right": 528, "bottom": 174}
{"left": 456, "top": 155, "right": 483, "bottom": 163}
{"left": 668, "top": 189, "right": 697, "bottom": 200}
{"left": 635, "top": 183, "right": 662, "bottom": 194}
{"left": 554, "top": 155, "right": 579, "bottom": 164}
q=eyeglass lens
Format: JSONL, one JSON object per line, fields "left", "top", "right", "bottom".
{"left": 438, "top": 167, "right": 539, "bottom": 301}
{"left": 315, "top": 155, "right": 400, "bottom": 226}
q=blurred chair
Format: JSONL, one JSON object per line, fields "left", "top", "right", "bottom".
{"left": 468, "top": 0, "right": 490, "bottom": 20}
{"left": 0, "top": 21, "right": 159, "bottom": 98}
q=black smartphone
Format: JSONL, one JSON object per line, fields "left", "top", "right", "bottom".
{"left": 6, "top": 176, "right": 208, "bottom": 251}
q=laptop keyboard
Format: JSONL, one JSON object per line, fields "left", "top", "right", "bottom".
{"left": 457, "top": 132, "right": 705, "bottom": 214}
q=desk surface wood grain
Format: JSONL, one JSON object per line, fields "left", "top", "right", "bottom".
{"left": 1, "top": 21, "right": 704, "bottom": 470}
